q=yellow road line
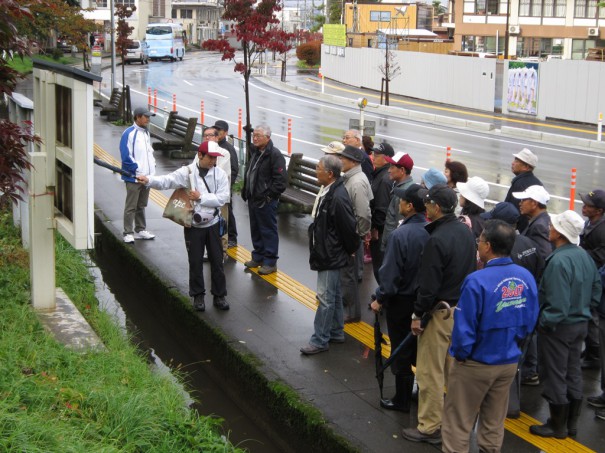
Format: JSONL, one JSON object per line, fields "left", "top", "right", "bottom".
{"left": 94, "top": 145, "right": 594, "bottom": 453}
{"left": 304, "top": 77, "right": 595, "bottom": 136}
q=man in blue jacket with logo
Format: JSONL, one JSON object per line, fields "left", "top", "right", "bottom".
{"left": 441, "top": 220, "right": 539, "bottom": 453}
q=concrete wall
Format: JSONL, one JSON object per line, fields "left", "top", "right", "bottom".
{"left": 322, "top": 45, "right": 605, "bottom": 124}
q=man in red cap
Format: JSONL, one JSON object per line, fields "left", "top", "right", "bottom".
{"left": 137, "top": 141, "right": 230, "bottom": 312}
{"left": 381, "top": 151, "right": 414, "bottom": 252}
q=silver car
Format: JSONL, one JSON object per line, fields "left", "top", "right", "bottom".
{"left": 124, "top": 40, "right": 149, "bottom": 65}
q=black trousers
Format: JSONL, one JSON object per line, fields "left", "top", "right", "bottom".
{"left": 386, "top": 295, "right": 416, "bottom": 376}
{"left": 228, "top": 195, "right": 238, "bottom": 243}
{"left": 184, "top": 223, "right": 226, "bottom": 298}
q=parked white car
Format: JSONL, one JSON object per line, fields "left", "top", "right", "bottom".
{"left": 124, "top": 40, "right": 149, "bottom": 65}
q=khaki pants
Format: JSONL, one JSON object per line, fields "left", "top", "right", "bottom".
{"left": 442, "top": 360, "right": 517, "bottom": 453}
{"left": 416, "top": 308, "right": 453, "bottom": 434}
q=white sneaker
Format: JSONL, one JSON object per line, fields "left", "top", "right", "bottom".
{"left": 123, "top": 234, "right": 135, "bottom": 243}
{"left": 134, "top": 230, "right": 155, "bottom": 240}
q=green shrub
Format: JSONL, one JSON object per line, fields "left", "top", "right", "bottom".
{"left": 296, "top": 40, "right": 321, "bottom": 66}
{"left": 51, "top": 48, "right": 64, "bottom": 60}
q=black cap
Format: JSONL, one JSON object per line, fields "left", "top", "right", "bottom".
{"left": 580, "top": 190, "right": 605, "bottom": 210}
{"left": 394, "top": 183, "right": 426, "bottom": 212}
{"left": 213, "top": 120, "right": 229, "bottom": 131}
{"left": 418, "top": 184, "right": 458, "bottom": 211}
{"left": 372, "top": 143, "right": 395, "bottom": 157}
{"left": 340, "top": 145, "right": 364, "bottom": 163}
{"left": 480, "top": 202, "right": 520, "bottom": 225}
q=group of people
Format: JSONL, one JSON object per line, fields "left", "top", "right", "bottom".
{"left": 120, "top": 107, "right": 286, "bottom": 312}
{"left": 120, "top": 109, "right": 605, "bottom": 451}
{"left": 301, "top": 130, "right": 604, "bottom": 451}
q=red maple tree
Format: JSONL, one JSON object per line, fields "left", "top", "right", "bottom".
{"left": 203, "top": 0, "right": 294, "bottom": 156}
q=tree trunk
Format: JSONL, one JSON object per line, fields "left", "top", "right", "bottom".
{"left": 281, "top": 58, "right": 286, "bottom": 82}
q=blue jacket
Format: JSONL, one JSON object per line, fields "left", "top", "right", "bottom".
{"left": 450, "top": 257, "right": 539, "bottom": 365}
{"left": 375, "top": 213, "right": 429, "bottom": 302}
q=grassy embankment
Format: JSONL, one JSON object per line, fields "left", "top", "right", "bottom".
{"left": 0, "top": 208, "right": 243, "bottom": 451}
{"left": 8, "top": 54, "right": 79, "bottom": 74}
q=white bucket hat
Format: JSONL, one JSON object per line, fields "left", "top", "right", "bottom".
{"left": 457, "top": 176, "right": 490, "bottom": 209}
{"left": 550, "top": 210, "right": 584, "bottom": 245}
{"left": 512, "top": 185, "right": 550, "bottom": 205}
{"left": 513, "top": 148, "right": 538, "bottom": 168}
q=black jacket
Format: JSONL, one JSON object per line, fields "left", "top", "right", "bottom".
{"left": 308, "top": 178, "right": 360, "bottom": 271}
{"left": 218, "top": 138, "right": 239, "bottom": 184}
{"left": 504, "top": 171, "right": 543, "bottom": 208}
{"left": 580, "top": 217, "right": 605, "bottom": 268}
{"left": 370, "top": 165, "right": 392, "bottom": 232}
{"left": 415, "top": 213, "right": 477, "bottom": 315}
{"left": 242, "top": 140, "right": 287, "bottom": 206}
{"left": 521, "top": 210, "right": 553, "bottom": 261}
{"left": 511, "top": 233, "right": 545, "bottom": 281}
{"left": 361, "top": 154, "right": 374, "bottom": 183}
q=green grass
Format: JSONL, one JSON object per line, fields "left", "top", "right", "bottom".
{"left": 8, "top": 54, "right": 80, "bottom": 74}
{"left": 296, "top": 60, "right": 320, "bottom": 69}
{"left": 0, "top": 208, "right": 243, "bottom": 452}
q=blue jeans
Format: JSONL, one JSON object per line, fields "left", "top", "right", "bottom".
{"left": 310, "top": 269, "right": 344, "bottom": 348}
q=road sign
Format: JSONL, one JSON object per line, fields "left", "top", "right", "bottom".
{"left": 349, "top": 119, "right": 376, "bottom": 136}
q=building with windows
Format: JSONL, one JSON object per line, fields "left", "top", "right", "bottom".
{"left": 170, "top": 0, "right": 221, "bottom": 45}
{"left": 454, "top": 0, "right": 604, "bottom": 59}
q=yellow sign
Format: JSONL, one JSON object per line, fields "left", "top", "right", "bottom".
{"left": 323, "top": 24, "right": 347, "bottom": 47}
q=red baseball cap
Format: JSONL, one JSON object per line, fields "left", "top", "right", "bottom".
{"left": 198, "top": 141, "right": 223, "bottom": 157}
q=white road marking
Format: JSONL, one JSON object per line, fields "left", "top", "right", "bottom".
{"left": 183, "top": 80, "right": 193, "bottom": 86}
{"left": 258, "top": 106, "right": 302, "bottom": 119}
{"left": 206, "top": 90, "right": 228, "bottom": 99}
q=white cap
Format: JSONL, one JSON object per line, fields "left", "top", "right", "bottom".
{"left": 322, "top": 141, "right": 345, "bottom": 154}
{"left": 512, "top": 185, "right": 550, "bottom": 205}
{"left": 457, "top": 176, "right": 490, "bottom": 209}
{"left": 513, "top": 148, "right": 538, "bottom": 168}
{"left": 550, "top": 210, "right": 584, "bottom": 245}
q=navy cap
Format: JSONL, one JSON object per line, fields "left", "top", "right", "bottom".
{"left": 580, "top": 190, "right": 605, "bottom": 210}
{"left": 418, "top": 184, "right": 458, "bottom": 211}
{"left": 394, "top": 183, "right": 426, "bottom": 212}
{"left": 481, "top": 202, "right": 520, "bottom": 225}
{"left": 213, "top": 120, "right": 229, "bottom": 131}
{"left": 372, "top": 143, "right": 395, "bottom": 157}
{"left": 340, "top": 145, "right": 365, "bottom": 163}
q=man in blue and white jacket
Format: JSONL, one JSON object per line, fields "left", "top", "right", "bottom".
{"left": 138, "top": 141, "right": 230, "bottom": 312}
{"left": 441, "top": 220, "right": 539, "bottom": 453}
{"left": 120, "top": 107, "right": 157, "bottom": 244}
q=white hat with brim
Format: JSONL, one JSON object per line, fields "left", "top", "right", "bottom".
{"left": 513, "top": 148, "right": 538, "bottom": 168}
{"left": 457, "top": 176, "right": 489, "bottom": 209}
{"left": 322, "top": 141, "right": 345, "bottom": 154}
{"left": 550, "top": 210, "right": 584, "bottom": 245}
{"left": 512, "top": 185, "right": 550, "bottom": 205}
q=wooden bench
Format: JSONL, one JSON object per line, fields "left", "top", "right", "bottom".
{"left": 280, "top": 153, "right": 321, "bottom": 213}
{"left": 99, "top": 88, "right": 123, "bottom": 121}
{"left": 150, "top": 111, "right": 198, "bottom": 159}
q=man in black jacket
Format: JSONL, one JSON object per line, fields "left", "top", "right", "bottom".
{"left": 242, "top": 124, "right": 287, "bottom": 275}
{"left": 402, "top": 184, "right": 476, "bottom": 445}
{"left": 369, "top": 143, "right": 394, "bottom": 283}
{"left": 214, "top": 120, "right": 239, "bottom": 247}
{"left": 301, "top": 155, "right": 359, "bottom": 355}
{"left": 504, "top": 148, "right": 542, "bottom": 232}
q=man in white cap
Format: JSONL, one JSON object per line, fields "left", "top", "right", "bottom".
{"left": 322, "top": 141, "right": 345, "bottom": 155}
{"left": 504, "top": 148, "right": 543, "bottom": 232}
{"left": 513, "top": 184, "right": 552, "bottom": 386}
{"left": 121, "top": 107, "right": 157, "bottom": 244}
{"left": 530, "top": 210, "right": 602, "bottom": 440}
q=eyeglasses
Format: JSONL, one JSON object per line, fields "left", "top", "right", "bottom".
{"left": 252, "top": 133, "right": 266, "bottom": 138}
{"left": 203, "top": 133, "right": 217, "bottom": 138}
{"left": 476, "top": 238, "right": 487, "bottom": 245}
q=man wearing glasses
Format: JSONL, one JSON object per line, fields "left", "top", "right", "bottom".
{"left": 242, "top": 124, "right": 287, "bottom": 275}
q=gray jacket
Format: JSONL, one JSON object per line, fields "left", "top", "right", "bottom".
{"left": 342, "top": 165, "right": 373, "bottom": 237}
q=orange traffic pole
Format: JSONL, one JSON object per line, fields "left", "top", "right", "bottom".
{"left": 153, "top": 89, "right": 157, "bottom": 113}
{"left": 200, "top": 100, "right": 205, "bottom": 125}
{"left": 172, "top": 94, "right": 177, "bottom": 112}
{"left": 148, "top": 87, "right": 151, "bottom": 108}
{"left": 569, "top": 168, "right": 577, "bottom": 210}
{"left": 446, "top": 146, "right": 452, "bottom": 161}
{"left": 238, "top": 108, "right": 242, "bottom": 140}
{"left": 288, "top": 118, "right": 292, "bottom": 155}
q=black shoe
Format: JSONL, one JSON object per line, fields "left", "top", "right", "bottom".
{"left": 530, "top": 403, "right": 569, "bottom": 439}
{"left": 587, "top": 394, "right": 605, "bottom": 408}
{"left": 193, "top": 295, "right": 205, "bottom": 312}
{"left": 521, "top": 374, "right": 540, "bottom": 386}
{"left": 227, "top": 241, "right": 237, "bottom": 248}
{"left": 567, "top": 398, "right": 582, "bottom": 436}
{"left": 244, "top": 259, "right": 262, "bottom": 268}
{"left": 213, "top": 296, "right": 229, "bottom": 311}
{"left": 596, "top": 408, "right": 605, "bottom": 420}
{"left": 380, "top": 398, "right": 409, "bottom": 412}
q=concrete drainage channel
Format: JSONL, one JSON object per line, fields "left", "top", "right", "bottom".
{"left": 92, "top": 213, "right": 356, "bottom": 453}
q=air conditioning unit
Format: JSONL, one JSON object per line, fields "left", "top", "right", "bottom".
{"left": 588, "top": 27, "right": 599, "bottom": 37}
{"left": 508, "top": 25, "right": 520, "bottom": 35}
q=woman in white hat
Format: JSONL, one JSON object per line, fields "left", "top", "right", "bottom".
{"left": 457, "top": 176, "right": 490, "bottom": 239}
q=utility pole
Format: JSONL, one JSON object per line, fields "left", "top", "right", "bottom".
{"left": 110, "top": 0, "right": 116, "bottom": 91}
